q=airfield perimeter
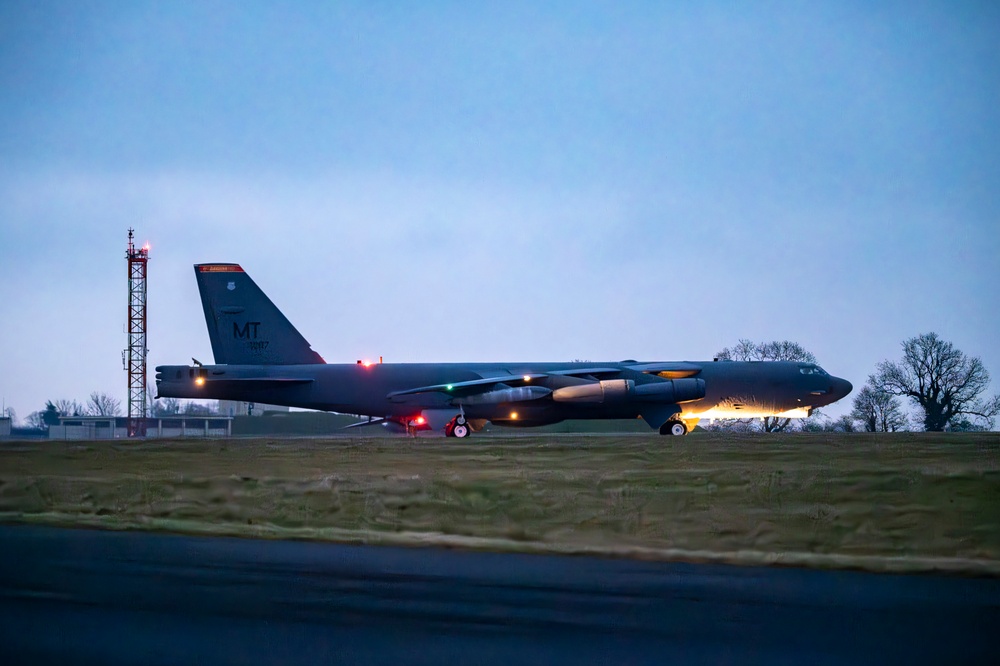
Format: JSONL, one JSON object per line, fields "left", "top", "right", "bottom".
{"left": 1, "top": 432, "right": 998, "bottom": 576}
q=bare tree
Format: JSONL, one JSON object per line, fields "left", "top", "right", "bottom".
{"left": 156, "top": 397, "right": 182, "bottom": 416}
{"left": 946, "top": 416, "right": 990, "bottom": 432}
{"left": 873, "top": 333, "right": 999, "bottom": 431}
{"left": 715, "top": 339, "right": 818, "bottom": 432}
{"left": 86, "top": 392, "right": 122, "bottom": 417}
{"left": 142, "top": 380, "right": 180, "bottom": 417}
{"left": 52, "top": 399, "right": 85, "bottom": 417}
{"left": 797, "top": 411, "right": 830, "bottom": 432}
{"left": 24, "top": 410, "right": 46, "bottom": 430}
{"left": 717, "top": 340, "right": 817, "bottom": 365}
{"left": 828, "top": 414, "right": 858, "bottom": 432}
{"left": 183, "top": 401, "right": 217, "bottom": 416}
{"left": 850, "top": 382, "right": 908, "bottom": 432}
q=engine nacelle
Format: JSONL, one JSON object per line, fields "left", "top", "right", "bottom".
{"left": 457, "top": 385, "right": 552, "bottom": 405}
{"left": 634, "top": 378, "right": 705, "bottom": 403}
{"left": 551, "top": 378, "right": 705, "bottom": 404}
{"left": 551, "top": 379, "right": 634, "bottom": 403}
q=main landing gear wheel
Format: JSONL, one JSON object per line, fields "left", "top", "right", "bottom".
{"left": 659, "top": 420, "right": 688, "bottom": 436}
{"left": 445, "top": 414, "right": 470, "bottom": 438}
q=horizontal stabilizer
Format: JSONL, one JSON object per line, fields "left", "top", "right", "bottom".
{"left": 203, "top": 378, "right": 314, "bottom": 387}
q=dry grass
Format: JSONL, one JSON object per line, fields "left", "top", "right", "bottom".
{"left": 1, "top": 432, "right": 998, "bottom": 574}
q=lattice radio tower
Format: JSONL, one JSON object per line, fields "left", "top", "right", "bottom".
{"left": 124, "top": 229, "right": 150, "bottom": 437}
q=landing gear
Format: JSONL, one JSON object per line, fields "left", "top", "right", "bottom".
{"left": 659, "top": 420, "right": 688, "bottom": 436}
{"left": 445, "top": 414, "right": 471, "bottom": 438}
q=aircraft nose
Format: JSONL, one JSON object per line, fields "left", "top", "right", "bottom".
{"left": 830, "top": 377, "right": 853, "bottom": 401}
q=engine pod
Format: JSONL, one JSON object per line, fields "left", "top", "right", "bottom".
{"left": 457, "top": 385, "right": 552, "bottom": 405}
{"left": 551, "top": 378, "right": 705, "bottom": 404}
{"left": 634, "top": 378, "right": 706, "bottom": 403}
{"left": 551, "top": 379, "right": 634, "bottom": 403}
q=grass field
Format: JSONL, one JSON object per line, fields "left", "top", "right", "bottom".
{"left": 2, "top": 432, "right": 998, "bottom": 574}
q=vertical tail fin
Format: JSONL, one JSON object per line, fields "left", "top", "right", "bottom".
{"left": 195, "top": 264, "right": 325, "bottom": 365}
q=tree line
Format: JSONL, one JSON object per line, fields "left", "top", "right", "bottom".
{"left": 17, "top": 390, "right": 219, "bottom": 430}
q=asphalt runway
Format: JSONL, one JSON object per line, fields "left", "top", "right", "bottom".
{"left": 1, "top": 525, "right": 998, "bottom": 665}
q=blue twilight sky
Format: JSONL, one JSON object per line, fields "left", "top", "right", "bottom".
{"left": 1, "top": 1, "right": 998, "bottom": 424}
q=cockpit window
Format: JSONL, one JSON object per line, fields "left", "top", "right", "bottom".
{"left": 798, "top": 364, "right": 829, "bottom": 376}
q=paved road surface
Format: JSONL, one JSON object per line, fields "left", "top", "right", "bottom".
{"left": 1, "top": 525, "right": 997, "bottom": 665}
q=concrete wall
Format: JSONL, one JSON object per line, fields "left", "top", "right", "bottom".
{"left": 50, "top": 417, "right": 232, "bottom": 439}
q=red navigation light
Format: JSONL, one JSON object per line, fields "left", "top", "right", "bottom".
{"left": 415, "top": 416, "right": 426, "bottom": 425}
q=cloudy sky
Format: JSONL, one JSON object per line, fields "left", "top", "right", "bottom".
{"left": 1, "top": 1, "right": 998, "bottom": 424}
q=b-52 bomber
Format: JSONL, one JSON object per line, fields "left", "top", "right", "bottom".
{"left": 156, "top": 264, "right": 853, "bottom": 436}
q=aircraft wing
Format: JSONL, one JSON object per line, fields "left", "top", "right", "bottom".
{"left": 546, "top": 367, "right": 622, "bottom": 377}
{"left": 625, "top": 362, "right": 703, "bottom": 378}
{"left": 386, "top": 367, "right": 628, "bottom": 401}
{"left": 386, "top": 374, "right": 548, "bottom": 398}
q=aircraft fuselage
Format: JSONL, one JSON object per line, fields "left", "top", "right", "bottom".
{"left": 156, "top": 263, "right": 853, "bottom": 436}
{"left": 156, "top": 359, "right": 852, "bottom": 431}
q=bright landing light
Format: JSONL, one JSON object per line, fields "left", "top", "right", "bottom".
{"left": 685, "top": 406, "right": 811, "bottom": 420}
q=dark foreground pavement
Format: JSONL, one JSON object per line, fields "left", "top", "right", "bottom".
{"left": 1, "top": 525, "right": 998, "bottom": 665}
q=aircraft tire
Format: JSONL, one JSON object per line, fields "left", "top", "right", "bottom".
{"left": 455, "top": 414, "right": 467, "bottom": 426}
{"left": 452, "top": 424, "right": 470, "bottom": 438}
{"left": 659, "top": 420, "right": 688, "bottom": 436}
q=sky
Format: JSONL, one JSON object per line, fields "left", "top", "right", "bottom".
{"left": 1, "top": 1, "right": 998, "bottom": 425}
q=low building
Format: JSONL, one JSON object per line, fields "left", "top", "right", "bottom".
{"left": 0, "top": 416, "right": 10, "bottom": 438}
{"left": 49, "top": 415, "right": 232, "bottom": 439}
{"left": 218, "top": 400, "right": 290, "bottom": 417}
